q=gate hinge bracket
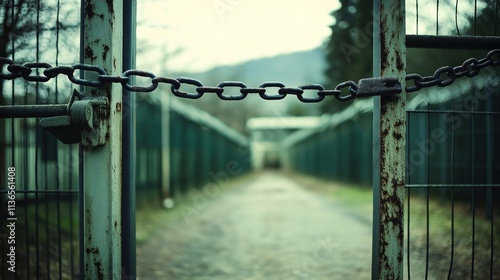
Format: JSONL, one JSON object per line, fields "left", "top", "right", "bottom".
{"left": 40, "top": 91, "right": 109, "bottom": 147}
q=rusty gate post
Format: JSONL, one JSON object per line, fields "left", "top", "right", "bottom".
{"left": 82, "top": 0, "right": 123, "bottom": 278}
{"left": 372, "top": 0, "right": 406, "bottom": 279}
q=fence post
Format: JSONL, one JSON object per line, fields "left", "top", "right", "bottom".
{"left": 372, "top": 0, "right": 406, "bottom": 279}
{"left": 82, "top": 0, "right": 123, "bottom": 278}
{"left": 122, "top": 0, "right": 137, "bottom": 277}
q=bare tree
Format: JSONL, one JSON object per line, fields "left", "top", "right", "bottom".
{"left": 0, "top": 0, "right": 79, "bottom": 188}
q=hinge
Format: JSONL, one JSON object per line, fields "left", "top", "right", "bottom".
{"left": 39, "top": 91, "right": 109, "bottom": 146}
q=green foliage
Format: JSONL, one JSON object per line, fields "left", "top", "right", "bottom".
{"left": 323, "top": 0, "right": 373, "bottom": 113}
{"left": 322, "top": 0, "right": 499, "bottom": 114}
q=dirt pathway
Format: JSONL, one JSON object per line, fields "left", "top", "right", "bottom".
{"left": 137, "top": 172, "right": 373, "bottom": 279}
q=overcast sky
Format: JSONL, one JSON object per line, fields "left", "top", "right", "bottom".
{"left": 137, "top": 0, "right": 340, "bottom": 73}
{"left": 135, "top": 0, "right": 480, "bottom": 73}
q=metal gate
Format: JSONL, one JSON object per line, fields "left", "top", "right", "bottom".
{"left": 1, "top": 0, "right": 499, "bottom": 279}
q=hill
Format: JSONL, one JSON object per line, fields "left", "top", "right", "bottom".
{"left": 168, "top": 48, "right": 327, "bottom": 133}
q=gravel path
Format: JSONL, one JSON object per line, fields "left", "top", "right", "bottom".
{"left": 137, "top": 172, "right": 373, "bottom": 280}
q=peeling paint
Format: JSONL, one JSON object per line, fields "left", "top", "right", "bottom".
{"left": 85, "top": 0, "right": 95, "bottom": 19}
{"left": 374, "top": 0, "right": 406, "bottom": 279}
{"left": 102, "top": 45, "right": 110, "bottom": 61}
{"left": 83, "top": 1, "right": 123, "bottom": 278}
{"left": 106, "top": 0, "right": 114, "bottom": 14}
{"left": 85, "top": 46, "right": 97, "bottom": 61}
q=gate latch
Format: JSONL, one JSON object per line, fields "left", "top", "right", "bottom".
{"left": 356, "top": 77, "right": 402, "bottom": 97}
{"left": 40, "top": 91, "right": 109, "bottom": 147}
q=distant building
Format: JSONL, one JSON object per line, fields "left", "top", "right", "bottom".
{"left": 246, "top": 117, "right": 322, "bottom": 169}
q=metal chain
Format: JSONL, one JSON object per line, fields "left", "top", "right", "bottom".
{"left": 405, "top": 49, "right": 500, "bottom": 92}
{"left": 1, "top": 49, "right": 499, "bottom": 103}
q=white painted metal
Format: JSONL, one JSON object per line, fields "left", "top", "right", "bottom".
{"left": 372, "top": 0, "right": 406, "bottom": 279}
{"left": 82, "top": 0, "right": 123, "bottom": 278}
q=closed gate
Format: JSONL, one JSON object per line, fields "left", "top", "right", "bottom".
{"left": 1, "top": 0, "right": 499, "bottom": 279}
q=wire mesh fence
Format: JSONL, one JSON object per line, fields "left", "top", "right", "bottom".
{"left": 406, "top": 73, "right": 500, "bottom": 279}
{"left": 0, "top": 1, "right": 81, "bottom": 278}
{"left": 405, "top": 1, "right": 500, "bottom": 278}
{"left": 281, "top": 72, "right": 500, "bottom": 278}
{"left": 0, "top": 99, "right": 80, "bottom": 280}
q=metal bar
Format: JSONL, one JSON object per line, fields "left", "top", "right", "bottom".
{"left": 122, "top": 0, "right": 136, "bottom": 277}
{"left": 406, "top": 35, "right": 500, "bottom": 49}
{"left": 372, "top": 0, "right": 406, "bottom": 279}
{"left": 406, "top": 109, "right": 412, "bottom": 280}
{"left": 471, "top": 112, "right": 476, "bottom": 279}
{"left": 68, "top": 148, "right": 76, "bottom": 278}
{"left": 79, "top": 1, "right": 85, "bottom": 277}
{"left": 405, "top": 184, "right": 500, "bottom": 188}
{"left": 83, "top": 0, "right": 123, "bottom": 279}
{"left": 161, "top": 84, "right": 170, "bottom": 201}
{"left": 448, "top": 111, "right": 457, "bottom": 279}
{"left": 407, "top": 110, "right": 500, "bottom": 115}
{"left": 0, "top": 104, "right": 68, "bottom": 118}
{"left": 425, "top": 104, "right": 430, "bottom": 280}
{"left": 487, "top": 98, "right": 494, "bottom": 278}
{"left": 0, "top": 189, "right": 78, "bottom": 193}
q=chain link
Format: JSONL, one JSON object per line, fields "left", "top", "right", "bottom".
{"left": 1, "top": 49, "right": 498, "bottom": 102}
{"left": 405, "top": 49, "right": 500, "bottom": 92}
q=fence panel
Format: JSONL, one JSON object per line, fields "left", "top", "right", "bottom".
{"left": 0, "top": 1, "right": 81, "bottom": 278}
{"left": 404, "top": 0, "right": 500, "bottom": 278}
{"left": 406, "top": 75, "right": 500, "bottom": 279}
{"left": 135, "top": 97, "right": 251, "bottom": 209}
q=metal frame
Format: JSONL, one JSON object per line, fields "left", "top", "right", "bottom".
{"left": 372, "top": 0, "right": 406, "bottom": 279}
{"left": 82, "top": 0, "right": 124, "bottom": 278}
{"left": 122, "top": 0, "right": 137, "bottom": 277}
{"left": 406, "top": 35, "right": 500, "bottom": 50}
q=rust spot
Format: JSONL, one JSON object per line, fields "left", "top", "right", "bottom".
{"left": 381, "top": 127, "right": 389, "bottom": 138}
{"left": 95, "top": 260, "right": 104, "bottom": 280}
{"left": 116, "top": 102, "right": 122, "bottom": 112}
{"left": 85, "top": 46, "right": 97, "bottom": 61}
{"left": 86, "top": 209, "right": 92, "bottom": 242}
{"left": 85, "top": 0, "right": 95, "bottom": 19}
{"left": 396, "top": 54, "right": 404, "bottom": 71}
{"left": 379, "top": 13, "right": 389, "bottom": 70}
{"left": 392, "top": 131, "right": 402, "bottom": 140}
{"left": 106, "top": 0, "right": 114, "bottom": 13}
{"left": 84, "top": 0, "right": 104, "bottom": 20}
{"left": 114, "top": 221, "right": 118, "bottom": 228}
{"left": 102, "top": 45, "right": 110, "bottom": 61}
{"left": 380, "top": 171, "right": 389, "bottom": 186}
{"left": 86, "top": 247, "right": 99, "bottom": 254}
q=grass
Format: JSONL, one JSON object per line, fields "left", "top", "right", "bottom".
{"left": 406, "top": 190, "right": 500, "bottom": 279}
{"left": 1, "top": 195, "right": 80, "bottom": 279}
{"left": 285, "top": 171, "right": 373, "bottom": 219}
{"left": 135, "top": 171, "right": 256, "bottom": 244}
{"left": 6, "top": 172, "right": 497, "bottom": 278}
{"left": 288, "top": 172, "right": 500, "bottom": 279}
